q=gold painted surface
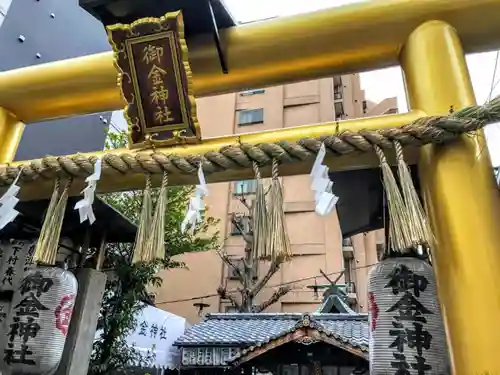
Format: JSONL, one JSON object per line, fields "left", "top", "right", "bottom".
{"left": 5, "top": 111, "right": 422, "bottom": 201}
{"left": 1, "top": 0, "right": 500, "bottom": 122}
{"left": 0, "top": 108, "right": 25, "bottom": 164}
{"left": 107, "top": 11, "right": 201, "bottom": 149}
{"left": 401, "top": 21, "right": 500, "bottom": 375}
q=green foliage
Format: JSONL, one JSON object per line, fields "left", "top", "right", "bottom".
{"left": 88, "top": 129, "right": 220, "bottom": 375}
{"left": 102, "top": 130, "right": 219, "bottom": 256}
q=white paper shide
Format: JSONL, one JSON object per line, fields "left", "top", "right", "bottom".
{"left": 309, "top": 143, "right": 338, "bottom": 216}
{"left": 74, "top": 158, "right": 102, "bottom": 225}
{"left": 181, "top": 165, "right": 208, "bottom": 234}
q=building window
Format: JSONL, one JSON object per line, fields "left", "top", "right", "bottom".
{"left": 199, "top": 207, "right": 206, "bottom": 221}
{"left": 226, "top": 255, "right": 258, "bottom": 280}
{"left": 233, "top": 180, "right": 257, "bottom": 195}
{"left": 376, "top": 243, "right": 385, "bottom": 261}
{"left": 231, "top": 216, "right": 250, "bottom": 235}
{"left": 228, "top": 258, "right": 244, "bottom": 279}
{"left": 345, "top": 257, "right": 355, "bottom": 284}
{"left": 225, "top": 305, "right": 239, "bottom": 313}
{"left": 384, "top": 108, "right": 399, "bottom": 115}
{"left": 237, "top": 109, "right": 264, "bottom": 126}
{"left": 240, "top": 89, "right": 265, "bottom": 96}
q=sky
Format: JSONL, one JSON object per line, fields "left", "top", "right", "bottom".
{"left": 224, "top": 0, "right": 500, "bottom": 166}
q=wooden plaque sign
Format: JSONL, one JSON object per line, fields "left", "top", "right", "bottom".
{"left": 107, "top": 11, "right": 201, "bottom": 149}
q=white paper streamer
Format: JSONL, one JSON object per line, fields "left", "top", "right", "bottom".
{"left": 309, "top": 143, "right": 338, "bottom": 216}
{"left": 181, "top": 165, "right": 208, "bottom": 234}
{"left": 0, "top": 169, "right": 23, "bottom": 231}
{"left": 74, "top": 158, "right": 101, "bottom": 224}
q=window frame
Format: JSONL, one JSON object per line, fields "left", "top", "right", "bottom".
{"left": 237, "top": 108, "right": 264, "bottom": 126}
{"left": 230, "top": 215, "right": 251, "bottom": 235}
{"left": 233, "top": 180, "right": 257, "bottom": 196}
{"left": 240, "top": 89, "right": 265, "bottom": 96}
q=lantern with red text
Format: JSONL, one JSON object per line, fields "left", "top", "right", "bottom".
{"left": 3, "top": 267, "right": 78, "bottom": 374}
{"left": 367, "top": 257, "right": 450, "bottom": 375}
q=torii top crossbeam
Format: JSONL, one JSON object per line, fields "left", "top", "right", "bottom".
{"left": 0, "top": 0, "right": 499, "bottom": 123}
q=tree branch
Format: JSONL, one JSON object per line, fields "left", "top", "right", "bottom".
{"left": 236, "top": 194, "right": 252, "bottom": 211}
{"left": 231, "top": 213, "right": 253, "bottom": 245}
{"left": 215, "top": 249, "right": 245, "bottom": 285}
{"left": 253, "top": 286, "right": 291, "bottom": 313}
{"left": 250, "top": 257, "right": 283, "bottom": 297}
{"left": 217, "top": 286, "right": 242, "bottom": 311}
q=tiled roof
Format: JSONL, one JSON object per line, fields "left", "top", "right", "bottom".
{"left": 315, "top": 294, "right": 357, "bottom": 314}
{"left": 174, "top": 313, "right": 369, "bottom": 353}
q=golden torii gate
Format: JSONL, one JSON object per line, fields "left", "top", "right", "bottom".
{"left": 0, "top": 0, "right": 500, "bottom": 373}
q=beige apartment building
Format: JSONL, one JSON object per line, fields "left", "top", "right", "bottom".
{"left": 155, "top": 74, "right": 397, "bottom": 324}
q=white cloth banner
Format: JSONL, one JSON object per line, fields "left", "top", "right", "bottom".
{"left": 95, "top": 305, "right": 188, "bottom": 369}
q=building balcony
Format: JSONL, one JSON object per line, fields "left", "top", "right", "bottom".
{"left": 333, "top": 75, "right": 342, "bottom": 88}
{"left": 334, "top": 101, "right": 345, "bottom": 119}
{"left": 342, "top": 238, "right": 354, "bottom": 259}
{"left": 345, "top": 282, "right": 357, "bottom": 303}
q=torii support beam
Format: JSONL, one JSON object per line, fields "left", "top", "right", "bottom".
{"left": 0, "top": 2, "right": 500, "bottom": 374}
{"left": 402, "top": 21, "right": 500, "bottom": 374}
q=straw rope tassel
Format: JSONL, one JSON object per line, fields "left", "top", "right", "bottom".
{"left": 252, "top": 162, "right": 268, "bottom": 261}
{"left": 393, "top": 141, "right": 434, "bottom": 248}
{"left": 374, "top": 145, "right": 412, "bottom": 253}
{"left": 132, "top": 174, "right": 153, "bottom": 264}
{"left": 266, "top": 158, "right": 292, "bottom": 261}
{"left": 33, "top": 178, "right": 72, "bottom": 265}
{"left": 146, "top": 171, "right": 169, "bottom": 262}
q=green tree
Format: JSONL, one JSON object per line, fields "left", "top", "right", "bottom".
{"left": 89, "top": 129, "right": 219, "bottom": 375}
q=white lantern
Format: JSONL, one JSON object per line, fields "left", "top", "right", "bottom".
{"left": 367, "top": 257, "right": 450, "bottom": 375}
{"left": 3, "top": 267, "right": 78, "bottom": 374}
{"left": 0, "top": 240, "right": 36, "bottom": 292}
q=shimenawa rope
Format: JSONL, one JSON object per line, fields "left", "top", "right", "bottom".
{"left": 2, "top": 96, "right": 499, "bottom": 186}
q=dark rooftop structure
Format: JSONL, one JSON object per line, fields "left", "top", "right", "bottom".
{"left": 0, "top": 0, "right": 113, "bottom": 160}
{"left": 331, "top": 165, "right": 420, "bottom": 237}
{"left": 80, "top": 0, "right": 236, "bottom": 73}
{"left": 0, "top": 196, "right": 137, "bottom": 247}
{"left": 80, "top": 0, "right": 236, "bottom": 36}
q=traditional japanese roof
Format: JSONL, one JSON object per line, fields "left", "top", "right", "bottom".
{"left": 315, "top": 294, "right": 356, "bottom": 314}
{"left": 174, "top": 312, "right": 369, "bottom": 361}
